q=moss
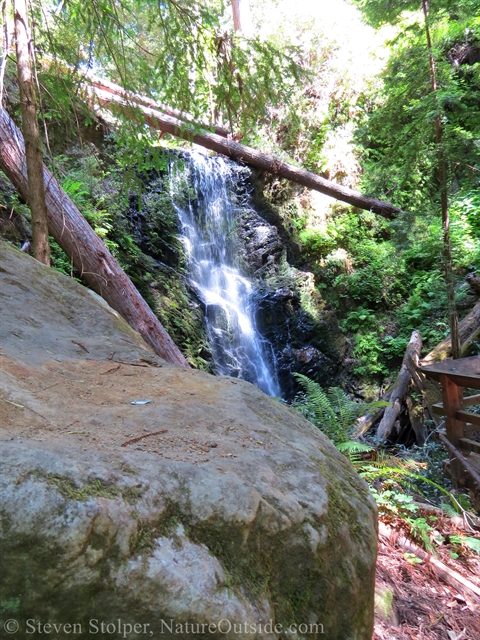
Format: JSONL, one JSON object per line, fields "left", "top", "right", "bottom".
{"left": 106, "top": 169, "right": 215, "bottom": 371}
{"left": 129, "top": 499, "right": 185, "bottom": 555}
{"left": 27, "top": 471, "right": 144, "bottom": 504}
{"left": 117, "top": 462, "right": 138, "bottom": 475}
{"left": 122, "top": 486, "right": 142, "bottom": 505}
{"left": 0, "top": 597, "right": 21, "bottom": 614}
{"left": 29, "top": 472, "right": 119, "bottom": 501}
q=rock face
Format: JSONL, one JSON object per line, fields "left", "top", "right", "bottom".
{"left": 0, "top": 241, "right": 377, "bottom": 639}
{"left": 235, "top": 197, "right": 343, "bottom": 399}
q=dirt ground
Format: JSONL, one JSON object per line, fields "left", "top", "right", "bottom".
{"left": 374, "top": 515, "right": 480, "bottom": 640}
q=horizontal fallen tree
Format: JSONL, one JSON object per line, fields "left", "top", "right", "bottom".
{"left": 0, "top": 107, "right": 188, "bottom": 368}
{"left": 90, "top": 85, "right": 402, "bottom": 219}
{"left": 84, "top": 72, "right": 231, "bottom": 139}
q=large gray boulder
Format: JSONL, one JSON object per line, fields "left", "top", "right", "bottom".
{"left": 0, "top": 241, "right": 377, "bottom": 639}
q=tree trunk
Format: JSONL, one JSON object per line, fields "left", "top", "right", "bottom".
{"left": 91, "top": 86, "right": 402, "bottom": 219}
{"left": 405, "top": 394, "right": 427, "bottom": 446}
{"left": 421, "top": 298, "right": 480, "bottom": 365}
{"left": 84, "top": 72, "right": 231, "bottom": 138}
{"left": 14, "top": 0, "right": 50, "bottom": 265}
{"left": 377, "top": 331, "right": 423, "bottom": 441}
{"left": 421, "top": 0, "right": 460, "bottom": 359}
{"left": 0, "top": 107, "right": 189, "bottom": 368}
{"left": 231, "top": 0, "right": 253, "bottom": 36}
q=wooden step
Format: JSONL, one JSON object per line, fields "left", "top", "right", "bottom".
{"left": 459, "top": 438, "right": 480, "bottom": 455}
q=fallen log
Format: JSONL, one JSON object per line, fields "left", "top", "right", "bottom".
{"left": 39, "top": 57, "right": 232, "bottom": 139}
{"left": 84, "top": 72, "right": 232, "bottom": 138}
{"left": 377, "top": 331, "right": 422, "bottom": 441}
{"left": 0, "top": 107, "right": 189, "bottom": 368}
{"left": 421, "top": 298, "right": 480, "bottom": 365}
{"left": 92, "top": 87, "right": 402, "bottom": 219}
{"left": 406, "top": 394, "right": 427, "bottom": 446}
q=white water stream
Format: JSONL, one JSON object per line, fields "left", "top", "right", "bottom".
{"left": 170, "top": 152, "right": 279, "bottom": 396}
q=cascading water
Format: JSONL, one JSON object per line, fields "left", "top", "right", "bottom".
{"left": 170, "top": 151, "right": 279, "bottom": 396}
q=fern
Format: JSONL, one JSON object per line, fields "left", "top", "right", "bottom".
{"left": 293, "top": 373, "right": 368, "bottom": 444}
{"left": 336, "top": 441, "right": 375, "bottom": 463}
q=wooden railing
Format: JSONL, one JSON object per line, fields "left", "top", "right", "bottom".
{"left": 419, "top": 355, "right": 480, "bottom": 487}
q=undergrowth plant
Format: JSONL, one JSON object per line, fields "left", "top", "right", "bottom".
{"left": 293, "top": 372, "right": 381, "bottom": 445}
{"left": 293, "top": 373, "right": 479, "bottom": 551}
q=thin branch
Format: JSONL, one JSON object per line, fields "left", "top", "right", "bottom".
{"left": 121, "top": 429, "right": 167, "bottom": 447}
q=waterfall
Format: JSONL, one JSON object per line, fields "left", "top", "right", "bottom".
{"left": 170, "top": 151, "right": 279, "bottom": 396}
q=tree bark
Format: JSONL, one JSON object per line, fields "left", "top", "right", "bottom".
{"left": 91, "top": 87, "right": 402, "bottom": 219}
{"left": 421, "top": 0, "right": 460, "bottom": 359}
{"left": 84, "top": 72, "right": 231, "bottom": 138}
{"left": 421, "top": 298, "right": 480, "bottom": 365}
{"left": 231, "top": 0, "right": 253, "bottom": 36}
{"left": 377, "top": 331, "right": 423, "bottom": 441}
{"left": 14, "top": 0, "right": 50, "bottom": 265}
{"left": 406, "top": 394, "right": 427, "bottom": 446}
{"left": 0, "top": 107, "right": 189, "bottom": 368}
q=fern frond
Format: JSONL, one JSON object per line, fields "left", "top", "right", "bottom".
{"left": 337, "top": 441, "right": 375, "bottom": 454}
{"left": 359, "top": 465, "right": 459, "bottom": 510}
{"left": 294, "top": 373, "right": 336, "bottom": 422}
{"left": 337, "top": 440, "right": 375, "bottom": 464}
{"left": 327, "top": 387, "right": 358, "bottom": 437}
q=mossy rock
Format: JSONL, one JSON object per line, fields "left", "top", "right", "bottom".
{"left": 0, "top": 241, "right": 377, "bottom": 639}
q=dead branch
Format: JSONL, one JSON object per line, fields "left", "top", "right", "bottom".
{"left": 121, "top": 429, "right": 168, "bottom": 447}
{"left": 438, "top": 432, "right": 480, "bottom": 488}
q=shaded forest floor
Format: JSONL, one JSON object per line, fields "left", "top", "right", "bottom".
{"left": 374, "top": 516, "right": 480, "bottom": 640}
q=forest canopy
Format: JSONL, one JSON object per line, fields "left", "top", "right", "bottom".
{"left": 13, "top": 0, "right": 302, "bottom": 134}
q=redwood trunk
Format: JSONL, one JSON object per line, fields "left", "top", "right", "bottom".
{"left": 0, "top": 107, "right": 188, "bottom": 367}
{"left": 231, "top": 0, "right": 252, "bottom": 35}
{"left": 422, "top": 0, "right": 460, "bottom": 359}
{"left": 92, "top": 87, "right": 402, "bottom": 219}
{"left": 14, "top": 0, "right": 50, "bottom": 265}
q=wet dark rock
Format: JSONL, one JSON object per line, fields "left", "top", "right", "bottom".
{"left": 252, "top": 289, "right": 341, "bottom": 400}
{"left": 237, "top": 209, "right": 284, "bottom": 277}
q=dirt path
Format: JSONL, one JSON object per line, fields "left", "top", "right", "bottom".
{"left": 374, "top": 517, "right": 480, "bottom": 640}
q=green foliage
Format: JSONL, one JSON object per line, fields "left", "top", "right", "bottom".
{"left": 293, "top": 372, "right": 378, "bottom": 444}
{"left": 32, "top": 0, "right": 302, "bottom": 147}
{"left": 353, "top": 0, "right": 480, "bottom": 212}
{"left": 336, "top": 440, "right": 376, "bottom": 463}
{"left": 449, "top": 535, "right": 480, "bottom": 555}
{"left": 357, "top": 454, "right": 479, "bottom": 550}
{"left": 49, "top": 238, "right": 76, "bottom": 279}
